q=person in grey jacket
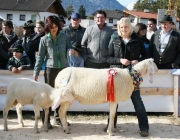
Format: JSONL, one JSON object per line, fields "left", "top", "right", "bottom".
{"left": 81, "top": 10, "right": 114, "bottom": 69}
{"left": 33, "top": 15, "right": 72, "bottom": 129}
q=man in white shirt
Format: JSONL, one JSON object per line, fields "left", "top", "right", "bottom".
{"left": 146, "top": 18, "right": 158, "bottom": 40}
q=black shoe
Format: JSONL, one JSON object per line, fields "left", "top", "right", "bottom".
{"left": 140, "top": 130, "right": 149, "bottom": 137}
{"left": 48, "top": 123, "right": 53, "bottom": 129}
{"left": 55, "top": 118, "right": 70, "bottom": 126}
{"left": 67, "top": 122, "right": 70, "bottom": 126}
{"left": 103, "top": 127, "right": 107, "bottom": 132}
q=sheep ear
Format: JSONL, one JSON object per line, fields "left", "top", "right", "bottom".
{"left": 147, "top": 67, "right": 153, "bottom": 83}
{"left": 52, "top": 96, "right": 61, "bottom": 110}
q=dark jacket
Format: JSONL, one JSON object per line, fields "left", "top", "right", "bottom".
{"left": 28, "top": 32, "right": 45, "bottom": 63}
{"left": 6, "top": 55, "right": 31, "bottom": 70}
{"left": 107, "top": 32, "right": 148, "bottom": 68}
{"left": 148, "top": 30, "right": 180, "bottom": 68}
{"left": 62, "top": 24, "right": 86, "bottom": 45}
{"left": 0, "top": 31, "right": 18, "bottom": 67}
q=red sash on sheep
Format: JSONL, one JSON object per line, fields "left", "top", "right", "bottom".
{"left": 107, "top": 69, "right": 117, "bottom": 102}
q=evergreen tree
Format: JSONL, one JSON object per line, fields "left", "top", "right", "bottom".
{"left": 66, "top": 4, "right": 74, "bottom": 17}
{"left": 140, "top": 0, "right": 150, "bottom": 10}
{"left": 78, "top": 5, "right": 86, "bottom": 19}
{"left": 133, "top": 0, "right": 142, "bottom": 10}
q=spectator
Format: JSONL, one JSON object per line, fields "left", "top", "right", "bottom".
{"left": 146, "top": 18, "right": 158, "bottom": 40}
{"left": 0, "top": 20, "right": 18, "bottom": 69}
{"left": 68, "top": 42, "right": 84, "bottom": 67}
{"left": 134, "top": 23, "right": 149, "bottom": 51}
{"left": 21, "top": 20, "right": 36, "bottom": 69}
{"left": 171, "top": 22, "right": 177, "bottom": 31}
{"left": 81, "top": 10, "right": 114, "bottom": 68}
{"left": 6, "top": 44, "right": 30, "bottom": 72}
{"left": 106, "top": 17, "right": 149, "bottom": 137}
{"left": 33, "top": 20, "right": 45, "bottom": 69}
{"left": 63, "top": 12, "right": 86, "bottom": 45}
{"left": 33, "top": 15, "right": 71, "bottom": 129}
{"left": 59, "top": 15, "right": 66, "bottom": 28}
{"left": 0, "top": 18, "right": 4, "bottom": 31}
{"left": 148, "top": 15, "right": 180, "bottom": 69}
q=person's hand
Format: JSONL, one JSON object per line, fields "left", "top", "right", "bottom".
{"left": 34, "top": 75, "right": 38, "bottom": 81}
{"left": 8, "top": 47, "right": 12, "bottom": 51}
{"left": 12, "top": 67, "right": 18, "bottom": 73}
{"left": 17, "top": 67, "right": 22, "bottom": 73}
{"left": 120, "top": 59, "right": 130, "bottom": 66}
{"left": 131, "top": 60, "right": 138, "bottom": 65}
{"left": 69, "top": 49, "right": 75, "bottom": 56}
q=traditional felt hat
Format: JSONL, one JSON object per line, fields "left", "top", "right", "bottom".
{"left": 23, "top": 20, "right": 35, "bottom": 28}
{"left": 59, "top": 15, "right": 66, "bottom": 24}
{"left": 159, "top": 15, "right": 173, "bottom": 23}
{"left": 72, "top": 42, "right": 82, "bottom": 53}
{"left": 12, "top": 44, "right": 24, "bottom": 54}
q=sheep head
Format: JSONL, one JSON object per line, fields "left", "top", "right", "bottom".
{"left": 52, "top": 88, "right": 74, "bottom": 110}
{"left": 134, "top": 58, "right": 158, "bottom": 83}
{"left": 147, "top": 59, "right": 158, "bottom": 83}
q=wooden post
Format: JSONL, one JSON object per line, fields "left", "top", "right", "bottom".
{"left": 174, "top": 75, "right": 179, "bottom": 118}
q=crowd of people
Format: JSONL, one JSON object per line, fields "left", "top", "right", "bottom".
{"left": 1, "top": 10, "right": 180, "bottom": 137}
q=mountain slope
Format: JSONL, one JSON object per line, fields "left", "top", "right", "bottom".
{"left": 61, "top": 0, "right": 126, "bottom": 16}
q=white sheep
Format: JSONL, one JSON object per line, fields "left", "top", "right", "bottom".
{"left": 55, "top": 58, "right": 158, "bottom": 136}
{"left": 3, "top": 78, "right": 74, "bottom": 133}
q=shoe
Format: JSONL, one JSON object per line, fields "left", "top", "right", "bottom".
{"left": 140, "top": 130, "right": 149, "bottom": 137}
{"left": 54, "top": 118, "right": 70, "bottom": 126}
{"left": 57, "top": 121, "right": 70, "bottom": 126}
{"left": 48, "top": 123, "right": 53, "bottom": 129}
{"left": 103, "top": 127, "right": 107, "bottom": 132}
{"left": 67, "top": 122, "right": 70, "bottom": 126}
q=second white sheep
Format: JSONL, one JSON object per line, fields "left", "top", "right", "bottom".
{"left": 3, "top": 78, "right": 74, "bottom": 133}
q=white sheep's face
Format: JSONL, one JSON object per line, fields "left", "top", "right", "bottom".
{"left": 52, "top": 88, "right": 74, "bottom": 110}
{"left": 61, "top": 89, "right": 74, "bottom": 104}
{"left": 147, "top": 60, "right": 158, "bottom": 83}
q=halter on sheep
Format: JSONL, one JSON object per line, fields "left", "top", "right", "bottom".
{"left": 55, "top": 58, "right": 158, "bottom": 136}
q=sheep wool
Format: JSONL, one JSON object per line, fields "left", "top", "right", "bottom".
{"left": 55, "top": 59, "right": 157, "bottom": 104}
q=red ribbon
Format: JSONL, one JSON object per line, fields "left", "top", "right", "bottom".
{"left": 107, "top": 69, "right": 117, "bottom": 102}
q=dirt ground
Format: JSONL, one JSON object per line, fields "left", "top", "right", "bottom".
{"left": 0, "top": 111, "right": 180, "bottom": 140}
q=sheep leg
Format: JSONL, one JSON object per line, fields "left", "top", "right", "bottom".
{"left": 16, "top": 103, "right": 24, "bottom": 127}
{"left": 59, "top": 102, "right": 70, "bottom": 134}
{"left": 3, "top": 107, "right": 9, "bottom": 131}
{"left": 107, "top": 102, "right": 117, "bottom": 136}
{"left": 3, "top": 98, "right": 17, "bottom": 131}
{"left": 43, "top": 108, "right": 49, "bottom": 132}
{"left": 33, "top": 106, "right": 41, "bottom": 133}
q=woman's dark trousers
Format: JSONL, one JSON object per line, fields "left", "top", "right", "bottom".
{"left": 41, "top": 67, "right": 62, "bottom": 125}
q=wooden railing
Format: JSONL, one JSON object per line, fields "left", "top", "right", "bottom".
{"left": 0, "top": 70, "right": 179, "bottom": 118}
